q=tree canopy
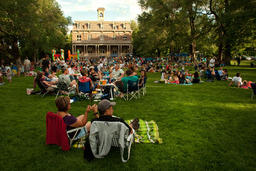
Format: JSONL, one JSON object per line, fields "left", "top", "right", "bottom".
{"left": 0, "top": 0, "right": 71, "bottom": 63}
{"left": 133, "top": 0, "right": 256, "bottom": 63}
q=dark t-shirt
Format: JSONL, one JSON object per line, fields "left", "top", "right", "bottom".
{"left": 63, "top": 115, "right": 80, "bottom": 139}
{"left": 91, "top": 115, "right": 131, "bottom": 133}
{"left": 42, "top": 59, "right": 49, "bottom": 69}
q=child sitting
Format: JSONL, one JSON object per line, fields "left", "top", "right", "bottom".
{"left": 0, "top": 71, "right": 4, "bottom": 85}
{"left": 169, "top": 75, "right": 179, "bottom": 84}
{"left": 6, "top": 68, "right": 12, "bottom": 83}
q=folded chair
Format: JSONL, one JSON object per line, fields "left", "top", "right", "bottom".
{"left": 251, "top": 83, "right": 256, "bottom": 100}
{"left": 46, "top": 112, "right": 84, "bottom": 150}
{"left": 89, "top": 120, "right": 134, "bottom": 162}
{"left": 123, "top": 80, "right": 140, "bottom": 101}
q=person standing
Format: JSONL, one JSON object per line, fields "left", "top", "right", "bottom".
{"left": 24, "top": 57, "right": 31, "bottom": 73}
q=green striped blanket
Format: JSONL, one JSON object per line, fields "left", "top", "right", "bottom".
{"left": 126, "top": 119, "right": 162, "bottom": 144}
{"left": 73, "top": 119, "right": 162, "bottom": 148}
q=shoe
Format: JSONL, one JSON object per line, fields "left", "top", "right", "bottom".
{"left": 130, "top": 118, "right": 140, "bottom": 131}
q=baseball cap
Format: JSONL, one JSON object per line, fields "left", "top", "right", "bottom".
{"left": 98, "top": 99, "right": 116, "bottom": 114}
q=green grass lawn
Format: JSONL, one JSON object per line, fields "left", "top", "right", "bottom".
{"left": 0, "top": 66, "right": 256, "bottom": 170}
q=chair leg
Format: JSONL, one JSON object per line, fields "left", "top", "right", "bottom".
{"left": 55, "top": 91, "right": 60, "bottom": 99}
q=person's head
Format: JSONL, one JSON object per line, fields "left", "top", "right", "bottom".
{"left": 114, "top": 64, "right": 119, "bottom": 71}
{"left": 140, "top": 70, "right": 146, "bottom": 77}
{"left": 62, "top": 67, "right": 69, "bottom": 75}
{"left": 236, "top": 73, "right": 240, "bottom": 77}
{"left": 81, "top": 69, "right": 88, "bottom": 76}
{"left": 55, "top": 96, "right": 71, "bottom": 112}
{"left": 98, "top": 99, "right": 116, "bottom": 116}
{"left": 44, "top": 67, "right": 49, "bottom": 73}
{"left": 194, "top": 71, "right": 199, "bottom": 78}
{"left": 52, "top": 66, "right": 57, "bottom": 73}
{"left": 126, "top": 69, "right": 133, "bottom": 76}
{"left": 36, "top": 71, "right": 43, "bottom": 80}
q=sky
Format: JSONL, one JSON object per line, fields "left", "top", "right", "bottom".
{"left": 56, "top": 0, "right": 143, "bottom": 22}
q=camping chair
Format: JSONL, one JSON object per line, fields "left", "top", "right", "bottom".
{"left": 46, "top": 112, "right": 84, "bottom": 150}
{"left": 89, "top": 120, "right": 134, "bottom": 163}
{"left": 55, "top": 81, "right": 76, "bottom": 99}
{"left": 251, "top": 83, "right": 256, "bottom": 100}
{"left": 36, "top": 79, "right": 52, "bottom": 97}
{"left": 123, "top": 80, "right": 140, "bottom": 101}
{"left": 78, "top": 81, "right": 93, "bottom": 102}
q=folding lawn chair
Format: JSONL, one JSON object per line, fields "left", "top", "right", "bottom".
{"left": 36, "top": 79, "right": 55, "bottom": 97}
{"left": 78, "top": 81, "right": 93, "bottom": 102}
{"left": 89, "top": 120, "right": 134, "bottom": 163}
{"left": 46, "top": 112, "right": 84, "bottom": 150}
{"left": 123, "top": 80, "right": 140, "bottom": 101}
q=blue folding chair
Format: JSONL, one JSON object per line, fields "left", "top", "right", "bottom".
{"left": 78, "top": 81, "right": 93, "bottom": 102}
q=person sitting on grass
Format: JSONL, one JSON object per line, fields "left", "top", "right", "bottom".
{"left": 229, "top": 73, "right": 242, "bottom": 87}
{"left": 139, "top": 70, "right": 147, "bottom": 88}
{"left": 169, "top": 74, "right": 179, "bottom": 84}
{"left": 0, "top": 70, "right": 4, "bottom": 85}
{"left": 55, "top": 96, "right": 92, "bottom": 140}
{"left": 192, "top": 71, "right": 201, "bottom": 83}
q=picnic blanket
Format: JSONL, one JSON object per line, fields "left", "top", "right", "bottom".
{"left": 73, "top": 119, "right": 162, "bottom": 148}
{"left": 126, "top": 119, "right": 162, "bottom": 144}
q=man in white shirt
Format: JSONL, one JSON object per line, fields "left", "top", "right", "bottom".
{"left": 229, "top": 73, "right": 242, "bottom": 87}
{"left": 209, "top": 57, "right": 215, "bottom": 68}
{"left": 24, "top": 57, "right": 31, "bottom": 73}
{"left": 111, "top": 65, "right": 124, "bottom": 81}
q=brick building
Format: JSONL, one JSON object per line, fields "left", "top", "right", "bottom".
{"left": 71, "top": 8, "right": 133, "bottom": 60}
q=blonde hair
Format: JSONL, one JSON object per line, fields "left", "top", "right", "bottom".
{"left": 55, "top": 96, "right": 70, "bottom": 112}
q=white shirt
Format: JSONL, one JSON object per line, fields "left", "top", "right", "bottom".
{"left": 24, "top": 59, "right": 31, "bottom": 66}
{"left": 232, "top": 76, "right": 242, "bottom": 85}
{"left": 68, "top": 67, "right": 75, "bottom": 75}
{"left": 209, "top": 58, "right": 215, "bottom": 67}
{"left": 112, "top": 69, "right": 124, "bottom": 80}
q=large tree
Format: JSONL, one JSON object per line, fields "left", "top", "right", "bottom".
{"left": 0, "top": 0, "right": 70, "bottom": 70}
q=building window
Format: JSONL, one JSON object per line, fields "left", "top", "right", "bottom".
{"left": 77, "top": 23, "right": 80, "bottom": 29}
{"left": 88, "top": 34, "right": 92, "bottom": 40}
{"left": 88, "top": 23, "right": 90, "bottom": 29}
{"left": 113, "top": 24, "right": 116, "bottom": 29}
{"left": 123, "top": 36, "right": 127, "bottom": 40}
{"left": 77, "top": 35, "right": 81, "bottom": 41}
{"left": 123, "top": 24, "right": 126, "bottom": 29}
{"left": 100, "top": 34, "right": 104, "bottom": 41}
{"left": 100, "top": 23, "right": 103, "bottom": 29}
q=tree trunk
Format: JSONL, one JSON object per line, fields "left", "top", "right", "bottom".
{"left": 224, "top": 42, "right": 231, "bottom": 65}
{"left": 191, "top": 40, "right": 196, "bottom": 62}
{"left": 218, "top": 41, "right": 223, "bottom": 61}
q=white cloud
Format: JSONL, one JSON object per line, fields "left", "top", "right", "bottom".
{"left": 56, "top": 0, "right": 142, "bottom": 21}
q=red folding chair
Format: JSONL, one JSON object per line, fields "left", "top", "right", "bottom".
{"left": 46, "top": 112, "right": 70, "bottom": 151}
